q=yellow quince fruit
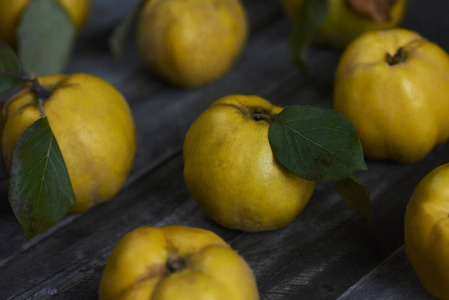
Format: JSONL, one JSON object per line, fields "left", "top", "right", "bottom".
{"left": 183, "top": 95, "right": 316, "bottom": 232}
{"left": 281, "top": 0, "right": 406, "bottom": 48}
{"left": 334, "top": 28, "right": 449, "bottom": 163}
{"left": 135, "top": 0, "right": 248, "bottom": 88}
{"left": 99, "top": 225, "right": 259, "bottom": 300}
{"left": 405, "top": 163, "right": 449, "bottom": 299}
{"left": 1, "top": 73, "right": 136, "bottom": 213}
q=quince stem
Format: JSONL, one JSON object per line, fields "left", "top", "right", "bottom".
{"left": 251, "top": 112, "right": 277, "bottom": 122}
{"left": 386, "top": 47, "right": 408, "bottom": 65}
{"left": 166, "top": 257, "right": 185, "bottom": 273}
{"left": 29, "top": 73, "right": 51, "bottom": 117}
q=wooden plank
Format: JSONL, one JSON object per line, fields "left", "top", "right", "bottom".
{"left": 0, "top": 154, "right": 189, "bottom": 299}
{"left": 1, "top": 0, "right": 449, "bottom": 299}
{"left": 337, "top": 246, "right": 434, "bottom": 300}
{"left": 2, "top": 58, "right": 447, "bottom": 300}
{"left": 0, "top": 0, "right": 284, "bottom": 266}
{"left": 9, "top": 138, "right": 449, "bottom": 299}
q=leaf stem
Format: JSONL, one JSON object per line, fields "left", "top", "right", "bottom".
{"left": 29, "top": 73, "right": 51, "bottom": 117}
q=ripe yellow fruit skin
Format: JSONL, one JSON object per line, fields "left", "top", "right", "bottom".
{"left": 183, "top": 95, "right": 316, "bottom": 232}
{"left": 405, "top": 163, "right": 449, "bottom": 299}
{"left": 334, "top": 29, "right": 449, "bottom": 163}
{"left": 1, "top": 73, "right": 136, "bottom": 213}
{"left": 0, "top": 0, "right": 91, "bottom": 48}
{"left": 135, "top": 0, "right": 248, "bottom": 88}
{"left": 99, "top": 226, "right": 259, "bottom": 300}
{"left": 281, "top": 0, "right": 406, "bottom": 48}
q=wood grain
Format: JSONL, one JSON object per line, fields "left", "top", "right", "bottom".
{"left": 1, "top": 0, "right": 448, "bottom": 299}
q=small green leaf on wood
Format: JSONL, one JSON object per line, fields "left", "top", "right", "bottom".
{"left": 109, "top": 0, "right": 148, "bottom": 57}
{"left": 336, "top": 175, "right": 372, "bottom": 224}
{"left": 0, "top": 41, "right": 22, "bottom": 93}
{"left": 18, "top": 0, "right": 75, "bottom": 76}
{"left": 9, "top": 117, "right": 75, "bottom": 240}
{"left": 269, "top": 105, "right": 367, "bottom": 182}
{"left": 288, "top": 0, "right": 329, "bottom": 73}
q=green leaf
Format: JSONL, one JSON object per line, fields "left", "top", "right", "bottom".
{"left": 9, "top": 117, "right": 75, "bottom": 240}
{"left": 288, "top": 0, "right": 329, "bottom": 73}
{"left": 336, "top": 175, "right": 372, "bottom": 224}
{"left": 269, "top": 105, "right": 367, "bottom": 182}
{"left": 109, "top": 0, "right": 148, "bottom": 57}
{"left": 18, "top": 0, "right": 75, "bottom": 76}
{"left": 0, "top": 41, "right": 22, "bottom": 93}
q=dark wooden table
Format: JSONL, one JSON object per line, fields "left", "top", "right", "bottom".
{"left": 1, "top": 0, "right": 448, "bottom": 299}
